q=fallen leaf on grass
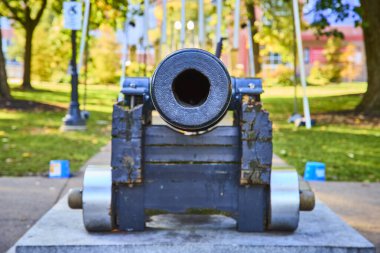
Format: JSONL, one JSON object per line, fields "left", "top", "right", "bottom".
{"left": 22, "top": 152, "right": 32, "bottom": 158}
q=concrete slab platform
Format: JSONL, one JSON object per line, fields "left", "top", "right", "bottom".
{"left": 9, "top": 195, "right": 375, "bottom": 253}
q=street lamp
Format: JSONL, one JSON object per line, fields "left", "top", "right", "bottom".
{"left": 61, "top": 0, "right": 86, "bottom": 131}
{"left": 174, "top": 21, "right": 182, "bottom": 30}
{"left": 187, "top": 20, "right": 194, "bottom": 30}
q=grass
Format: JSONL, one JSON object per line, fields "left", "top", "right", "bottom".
{"left": 1, "top": 81, "right": 379, "bottom": 182}
{"left": 262, "top": 82, "right": 380, "bottom": 182}
{"left": 0, "top": 82, "right": 119, "bottom": 176}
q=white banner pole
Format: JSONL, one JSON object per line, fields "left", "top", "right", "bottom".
{"left": 77, "top": 0, "right": 90, "bottom": 74}
{"left": 118, "top": 3, "right": 130, "bottom": 101}
{"left": 233, "top": 0, "right": 240, "bottom": 49}
{"left": 180, "top": 0, "right": 186, "bottom": 48}
{"left": 247, "top": 20, "right": 255, "bottom": 77}
{"left": 198, "top": 0, "right": 204, "bottom": 48}
{"left": 292, "top": 0, "right": 312, "bottom": 129}
{"left": 120, "top": 8, "right": 130, "bottom": 89}
{"left": 161, "top": 0, "right": 167, "bottom": 45}
{"left": 143, "top": 0, "right": 149, "bottom": 48}
{"left": 216, "top": 0, "right": 222, "bottom": 44}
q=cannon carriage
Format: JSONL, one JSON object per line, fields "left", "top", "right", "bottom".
{"left": 69, "top": 48, "right": 314, "bottom": 233}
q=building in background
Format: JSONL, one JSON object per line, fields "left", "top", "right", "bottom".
{"left": 302, "top": 26, "right": 366, "bottom": 81}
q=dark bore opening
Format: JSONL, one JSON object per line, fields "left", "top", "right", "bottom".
{"left": 172, "top": 69, "right": 211, "bottom": 107}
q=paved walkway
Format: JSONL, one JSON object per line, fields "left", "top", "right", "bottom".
{"left": 311, "top": 182, "right": 380, "bottom": 252}
{"left": 1, "top": 144, "right": 379, "bottom": 252}
{"left": 0, "top": 144, "right": 110, "bottom": 253}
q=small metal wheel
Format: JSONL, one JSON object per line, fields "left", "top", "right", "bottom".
{"left": 82, "top": 165, "right": 113, "bottom": 232}
{"left": 269, "top": 169, "right": 300, "bottom": 231}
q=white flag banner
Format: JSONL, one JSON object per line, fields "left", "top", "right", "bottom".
{"left": 63, "top": 1, "right": 82, "bottom": 30}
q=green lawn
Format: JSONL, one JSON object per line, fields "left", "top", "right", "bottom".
{"left": 0, "top": 82, "right": 119, "bottom": 176}
{"left": 263, "top": 82, "right": 380, "bottom": 182}
{"left": 1, "top": 82, "right": 379, "bottom": 182}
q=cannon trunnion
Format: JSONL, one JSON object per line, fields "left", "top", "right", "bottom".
{"left": 68, "top": 49, "right": 315, "bottom": 233}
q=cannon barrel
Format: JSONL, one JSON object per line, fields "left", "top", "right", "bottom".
{"left": 151, "top": 49, "right": 232, "bottom": 132}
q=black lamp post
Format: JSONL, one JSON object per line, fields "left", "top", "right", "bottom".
{"left": 62, "top": 0, "right": 86, "bottom": 131}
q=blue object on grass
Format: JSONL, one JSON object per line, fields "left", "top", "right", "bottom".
{"left": 304, "top": 161, "right": 326, "bottom": 181}
{"left": 49, "top": 160, "right": 70, "bottom": 178}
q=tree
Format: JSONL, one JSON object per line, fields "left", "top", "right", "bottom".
{"left": 322, "top": 37, "right": 343, "bottom": 83}
{"left": 90, "top": 25, "right": 120, "bottom": 84}
{"left": 32, "top": 7, "right": 72, "bottom": 82}
{"left": 307, "top": 37, "right": 345, "bottom": 85}
{"left": 0, "top": 0, "right": 47, "bottom": 90}
{"left": 0, "top": 28, "right": 11, "bottom": 100}
{"left": 310, "top": 0, "right": 380, "bottom": 114}
{"left": 255, "top": 0, "right": 304, "bottom": 66}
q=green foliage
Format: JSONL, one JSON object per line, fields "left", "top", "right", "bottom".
{"left": 153, "top": 0, "right": 217, "bottom": 53}
{"left": 0, "top": 0, "right": 47, "bottom": 26}
{"left": 152, "top": 0, "right": 239, "bottom": 56}
{"left": 7, "top": 9, "right": 71, "bottom": 82}
{"left": 307, "top": 61, "right": 329, "bottom": 85}
{"left": 255, "top": 0, "right": 297, "bottom": 64}
{"left": 6, "top": 28, "right": 24, "bottom": 62}
{"left": 0, "top": 0, "right": 48, "bottom": 88}
{"left": 125, "top": 62, "right": 154, "bottom": 77}
{"left": 263, "top": 82, "right": 380, "bottom": 182}
{"left": 2, "top": 82, "right": 378, "bottom": 182}
{"left": 50, "top": 0, "right": 128, "bottom": 29}
{"left": 308, "top": 0, "right": 361, "bottom": 35}
{"left": 0, "top": 82, "right": 119, "bottom": 176}
{"left": 2, "top": 0, "right": 130, "bottom": 87}
{"left": 32, "top": 15, "right": 71, "bottom": 82}
{"left": 0, "top": 30, "right": 11, "bottom": 99}
{"left": 341, "top": 43, "right": 361, "bottom": 82}
{"left": 89, "top": 25, "right": 120, "bottom": 84}
{"left": 264, "top": 64, "right": 294, "bottom": 86}
{"left": 308, "top": 37, "right": 343, "bottom": 85}
{"left": 323, "top": 37, "right": 343, "bottom": 82}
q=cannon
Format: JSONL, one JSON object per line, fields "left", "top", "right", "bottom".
{"left": 68, "top": 49, "right": 315, "bottom": 232}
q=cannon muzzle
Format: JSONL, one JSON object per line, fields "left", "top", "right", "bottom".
{"left": 151, "top": 49, "right": 232, "bottom": 132}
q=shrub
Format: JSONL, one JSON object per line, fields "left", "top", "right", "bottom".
{"left": 264, "top": 64, "right": 294, "bottom": 86}
{"left": 323, "top": 37, "right": 343, "bottom": 83}
{"left": 307, "top": 61, "right": 330, "bottom": 85}
{"left": 307, "top": 37, "right": 348, "bottom": 85}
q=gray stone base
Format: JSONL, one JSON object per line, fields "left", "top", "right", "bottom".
{"left": 60, "top": 125, "right": 86, "bottom": 132}
{"left": 9, "top": 196, "right": 375, "bottom": 253}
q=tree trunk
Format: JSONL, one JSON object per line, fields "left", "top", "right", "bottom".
{"left": 22, "top": 26, "right": 34, "bottom": 90}
{"left": 356, "top": 0, "right": 380, "bottom": 114}
{"left": 245, "top": 0, "right": 261, "bottom": 75}
{"left": 0, "top": 28, "right": 11, "bottom": 100}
